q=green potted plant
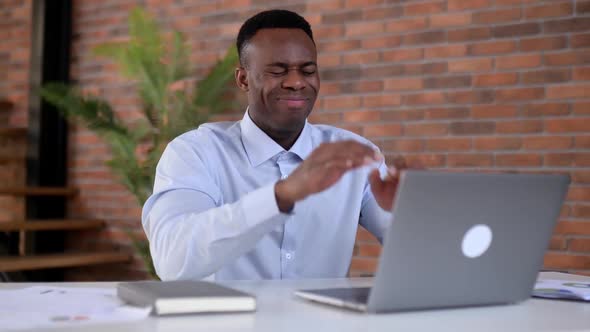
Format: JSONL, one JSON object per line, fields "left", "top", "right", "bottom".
{"left": 41, "top": 8, "right": 238, "bottom": 279}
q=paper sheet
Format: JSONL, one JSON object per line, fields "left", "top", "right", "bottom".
{"left": 534, "top": 279, "right": 590, "bottom": 301}
{"left": 0, "top": 286, "right": 151, "bottom": 330}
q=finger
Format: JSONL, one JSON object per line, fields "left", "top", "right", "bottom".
{"left": 368, "top": 168, "right": 384, "bottom": 191}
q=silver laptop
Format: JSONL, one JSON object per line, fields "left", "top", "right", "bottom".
{"left": 295, "top": 170, "right": 570, "bottom": 313}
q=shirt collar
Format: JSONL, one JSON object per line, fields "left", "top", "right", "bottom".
{"left": 240, "top": 108, "right": 313, "bottom": 167}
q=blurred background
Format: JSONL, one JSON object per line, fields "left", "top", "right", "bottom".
{"left": 0, "top": 0, "right": 589, "bottom": 281}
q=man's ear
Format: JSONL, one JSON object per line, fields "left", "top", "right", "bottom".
{"left": 235, "top": 67, "right": 249, "bottom": 92}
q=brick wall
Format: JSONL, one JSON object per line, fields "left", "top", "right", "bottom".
{"left": 0, "top": 0, "right": 31, "bottom": 225}
{"left": 61, "top": 0, "right": 590, "bottom": 279}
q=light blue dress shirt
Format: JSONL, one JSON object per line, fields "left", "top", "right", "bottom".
{"left": 142, "top": 110, "right": 392, "bottom": 281}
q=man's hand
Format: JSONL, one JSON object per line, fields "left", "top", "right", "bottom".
{"left": 275, "top": 140, "right": 381, "bottom": 212}
{"left": 368, "top": 157, "right": 408, "bottom": 211}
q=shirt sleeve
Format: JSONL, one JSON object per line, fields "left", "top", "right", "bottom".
{"left": 358, "top": 159, "right": 393, "bottom": 244}
{"left": 141, "top": 133, "right": 289, "bottom": 281}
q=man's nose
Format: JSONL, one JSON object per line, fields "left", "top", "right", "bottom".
{"left": 282, "top": 70, "right": 305, "bottom": 90}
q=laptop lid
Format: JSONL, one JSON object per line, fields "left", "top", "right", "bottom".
{"left": 366, "top": 170, "right": 570, "bottom": 313}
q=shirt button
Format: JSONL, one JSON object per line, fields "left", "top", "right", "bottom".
{"left": 285, "top": 253, "right": 292, "bottom": 260}
{"left": 281, "top": 174, "right": 288, "bottom": 180}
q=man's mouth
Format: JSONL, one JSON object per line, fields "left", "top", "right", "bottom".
{"left": 278, "top": 97, "right": 308, "bottom": 108}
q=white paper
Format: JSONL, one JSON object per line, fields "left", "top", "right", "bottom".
{"left": 0, "top": 286, "right": 151, "bottom": 330}
{"left": 534, "top": 279, "right": 590, "bottom": 301}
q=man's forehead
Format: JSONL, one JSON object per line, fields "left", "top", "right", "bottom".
{"left": 245, "top": 28, "right": 317, "bottom": 61}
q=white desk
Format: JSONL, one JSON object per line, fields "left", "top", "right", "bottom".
{"left": 2, "top": 272, "right": 589, "bottom": 332}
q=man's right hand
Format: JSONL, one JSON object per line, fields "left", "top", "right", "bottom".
{"left": 274, "top": 140, "right": 382, "bottom": 212}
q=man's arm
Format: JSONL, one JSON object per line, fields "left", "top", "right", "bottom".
{"left": 142, "top": 135, "right": 289, "bottom": 281}
{"left": 359, "top": 161, "right": 393, "bottom": 243}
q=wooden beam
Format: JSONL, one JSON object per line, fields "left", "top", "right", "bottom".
{"left": 0, "top": 252, "right": 132, "bottom": 272}
{"left": 0, "top": 219, "right": 105, "bottom": 232}
{"left": 0, "top": 187, "right": 78, "bottom": 196}
{"left": 0, "top": 127, "right": 27, "bottom": 137}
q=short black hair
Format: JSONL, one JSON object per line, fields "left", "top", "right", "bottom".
{"left": 236, "top": 9, "right": 315, "bottom": 66}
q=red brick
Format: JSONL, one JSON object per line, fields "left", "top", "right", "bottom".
{"left": 427, "top": 138, "right": 472, "bottom": 152}
{"left": 318, "top": 40, "right": 361, "bottom": 53}
{"left": 402, "top": 154, "right": 446, "bottom": 168}
{"left": 448, "top": 58, "right": 493, "bottom": 72}
{"left": 546, "top": 118, "right": 590, "bottom": 133}
{"left": 572, "top": 33, "right": 590, "bottom": 48}
{"left": 525, "top": 2, "right": 573, "bottom": 19}
{"left": 472, "top": 105, "right": 519, "bottom": 118}
{"left": 361, "top": 35, "right": 402, "bottom": 49}
{"left": 573, "top": 67, "right": 590, "bottom": 81}
{"left": 549, "top": 236, "right": 567, "bottom": 251}
{"left": 449, "top": 121, "right": 495, "bottom": 135}
{"left": 496, "top": 120, "right": 543, "bottom": 134}
{"left": 576, "top": 136, "right": 590, "bottom": 148}
{"left": 425, "top": 45, "right": 468, "bottom": 59}
{"left": 447, "top": 90, "right": 494, "bottom": 104}
{"left": 385, "top": 17, "right": 428, "bottom": 33}
{"left": 496, "top": 87, "right": 544, "bottom": 102}
{"left": 474, "top": 137, "right": 522, "bottom": 151}
{"left": 381, "top": 139, "right": 425, "bottom": 153}
{"left": 424, "top": 76, "right": 471, "bottom": 89}
{"left": 578, "top": 0, "right": 590, "bottom": 14}
{"left": 544, "top": 17, "right": 590, "bottom": 33}
{"left": 496, "top": 54, "right": 542, "bottom": 70}
{"left": 569, "top": 239, "right": 590, "bottom": 253}
{"left": 403, "top": 1, "right": 445, "bottom": 16}
{"left": 323, "top": 96, "right": 361, "bottom": 110}
{"left": 493, "top": 23, "right": 540, "bottom": 38}
{"left": 521, "top": 69, "right": 571, "bottom": 84}
{"left": 356, "top": 227, "right": 378, "bottom": 242}
{"left": 496, "top": 153, "right": 542, "bottom": 167}
{"left": 403, "top": 123, "right": 448, "bottom": 136}
{"left": 402, "top": 92, "right": 446, "bottom": 105}
{"left": 572, "top": 171, "right": 590, "bottom": 184}
{"left": 522, "top": 103, "right": 571, "bottom": 117}
{"left": 382, "top": 48, "right": 423, "bottom": 62}
{"left": 545, "top": 153, "right": 590, "bottom": 167}
{"left": 403, "top": 31, "right": 446, "bottom": 45}
{"left": 345, "top": 21, "right": 384, "bottom": 37}
{"left": 363, "top": 7, "right": 403, "bottom": 20}
{"left": 318, "top": 54, "right": 341, "bottom": 67}
{"left": 349, "top": 257, "right": 378, "bottom": 272}
{"left": 363, "top": 94, "right": 402, "bottom": 108}
{"left": 574, "top": 102, "right": 590, "bottom": 115}
{"left": 447, "top": 154, "right": 494, "bottom": 167}
{"left": 381, "top": 110, "right": 425, "bottom": 121}
{"left": 448, "top": 27, "right": 492, "bottom": 42}
{"left": 545, "top": 50, "right": 590, "bottom": 66}
{"left": 341, "top": 81, "right": 384, "bottom": 93}
{"left": 356, "top": 243, "right": 382, "bottom": 257}
{"left": 568, "top": 187, "right": 590, "bottom": 201}
{"left": 308, "top": 112, "right": 341, "bottom": 124}
{"left": 520, "top": 36, "right": 568, "bottom": 52}
{"left": 468, "top": 41, "right": 516, "bottom": 55}
{"left": 448, "top": 0, "right": 491, "bottom": 10}
{"left": 547, "top": 84, "right": 590, "bottom": 99}
{"left": 554, "top": 221, "right": 590, "bottom": 235}
{"left": 544, "top": 253, "right": 590, "bottom": 270}
{"left": 343, "top": 110, "right": 380, "bottom": 123}
{"left": 429, "top": 12, "right": 471, "bottom": 28}
{"left": 473, "top": 8, "right": 521, "bottom": 24}
{"left": 474, "top": 73, "right": 517, "bottom": 87}
{"left": 383, "top": 78, "right": 423, "bottom": 91}
{"left": 423, "top": 107, "right": 469, "bottom": 119}
{"left": 364, "top": 123, "right": 403, "bottom": 137}
{"left": 314, "top": 25, "right": 344, "bottom": 39}
{"left": 342, "top": 51, "right": 379, "bottom": 65}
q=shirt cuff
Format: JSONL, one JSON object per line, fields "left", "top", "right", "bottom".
{"left": 241, "top": 182, "right": 289, "bottom": 228}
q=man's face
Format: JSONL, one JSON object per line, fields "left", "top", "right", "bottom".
{"left": 236, "top": 28, "right": 319, "bottom": 135}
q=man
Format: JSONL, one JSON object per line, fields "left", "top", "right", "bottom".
{"left": 142, "top": 10, "right": 401, "bottom": 281}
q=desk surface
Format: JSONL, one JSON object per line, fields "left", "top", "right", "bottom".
{"left": 2, "top": 272, "right": 590, "bottom": 332}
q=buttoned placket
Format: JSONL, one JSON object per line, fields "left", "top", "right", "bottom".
{"left": 276, "top": 152, "right": 298, "bottom": 278}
